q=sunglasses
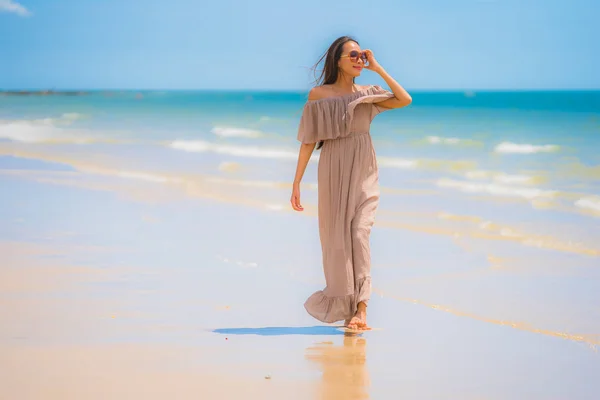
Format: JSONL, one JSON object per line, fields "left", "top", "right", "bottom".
{"left": 340, "top": 50, "right": 367, "bottom": 64}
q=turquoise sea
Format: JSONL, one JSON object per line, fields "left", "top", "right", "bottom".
{"left": 2, "top": 90, "right": 600, "bottom": 215}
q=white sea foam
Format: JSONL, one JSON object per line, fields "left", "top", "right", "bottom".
{"left": 436, "top": 178, "right": 557, "bottom": 200}
{"left": 492, "top": 174, "right": 537, "bottom": 185}
{"left": 378, "top": 156, "right": 418, "bottom": 169}
{"left": 0, "top": 121, "right": 91, "bottom": 144}
{"left": 211, "top": 126, "right": 263, "bottom": 138}
{"left": 0, "top": 121, "right": 60, "bottom": 143}
{"left": 464, "top": 170, "right": 537, "bottom": 185}
{"left": 0, "top": 114, "right": 96, "bottom": 144}
{"left": 170, "top": 141, "right": 426, "bottom": 169}
{"left": 494, "top": 142, "right": 559, "bottom": 154}
{"left": 17, "top": 113, "right": 84, "bottom": 127}
{"left": 422, "top": 136, "right": 481, "bottom": 147}
{"left": 169, "top": 140, "right": 472, "bottom": 172}
{"left": 426, "top": 136, "right": 463, "bottom": 145}
{"left": 575, "top": 196, "right": 600, "bottom": 214}
{"left": 169, "top": 140, "right": 300, "bottom": 160}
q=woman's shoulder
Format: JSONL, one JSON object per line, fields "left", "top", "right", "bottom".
{"left": 307, "top": 84, "right": 376, "bottom": 102}
{"left": 307, "top": 85, "right": 332, "bottom": 101}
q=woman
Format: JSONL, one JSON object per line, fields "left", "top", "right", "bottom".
{"left": 290, "top": 36, "right": 412, "bottom": 330}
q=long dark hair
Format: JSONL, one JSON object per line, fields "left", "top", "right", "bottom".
{"left": 310, "top": 36, "right": 359, "bottom": 150}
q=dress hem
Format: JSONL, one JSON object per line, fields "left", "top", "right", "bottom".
{"left": 303, "top": 276, "right": 371, "bottom": 323}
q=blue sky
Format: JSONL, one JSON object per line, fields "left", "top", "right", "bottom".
{"left": 1, "top": 0, "right": 598, "bottom": 90}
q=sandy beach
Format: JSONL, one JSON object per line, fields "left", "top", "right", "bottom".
{"left": 1, "top": 151, "right": 599, "bottom": 399}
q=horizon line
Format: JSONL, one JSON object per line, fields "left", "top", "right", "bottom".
{"left": 2, "top": 87, "right": 600, "bottom": 93}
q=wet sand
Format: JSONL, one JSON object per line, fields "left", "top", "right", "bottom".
{"left": 1, "top": 160, "right": 599, "bottom": 399}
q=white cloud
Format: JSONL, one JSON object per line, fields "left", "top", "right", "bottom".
{"left": 0, "top": 0, "right": 31, "bottom": 16}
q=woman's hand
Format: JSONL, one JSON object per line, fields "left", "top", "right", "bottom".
{"left": 290, "top": 182, "right": 303, "bottom": 211}
{"left": 363, "top": 49, "right": 382, "bottom": 73}
{"left": 291, "top": 142, "right": 316, "bottom": 211}
{"left": 363, "top": 49, "right": 413, "bottom": 108}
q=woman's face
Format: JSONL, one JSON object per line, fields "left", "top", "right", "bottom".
{"left": 337, "top": 41, "right": 365, "bottom": 78}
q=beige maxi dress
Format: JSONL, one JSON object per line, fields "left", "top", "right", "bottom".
{"left": 297, "top": 85, "right": 395, "bottom": 324}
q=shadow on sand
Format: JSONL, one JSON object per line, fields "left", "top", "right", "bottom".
{"left": 212, "top": 326, "right": 351, "bottom": 336}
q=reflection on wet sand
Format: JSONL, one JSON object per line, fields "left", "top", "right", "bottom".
{"left": 374, "top": 288, "right": 600, "bottom": 350}
{"left": 305, "top": 332, "right": 370, "bottom": 400}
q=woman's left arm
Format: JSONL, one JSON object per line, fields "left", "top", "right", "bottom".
{"left": 364, "top": 49, "right": 412, "bottom": 109}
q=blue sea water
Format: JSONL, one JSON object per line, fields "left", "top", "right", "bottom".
{"left": 1, "top": 90, "right": 599, "bottom": 241}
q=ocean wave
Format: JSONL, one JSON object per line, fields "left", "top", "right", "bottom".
{"left": 436, "top": 178, "right": 557, "bottom": 200}
{"left": 211, "top": 126, "right": 263, "bottom": 138}
{"left": 494, "top": 142, "right": 560, "bottom": 154}
{"left": 464, "top": 170, "right": 542, "bottom": 185}
{"left": 0, "top": 114, "right": 112, "bottom": 145}
{"left": 425, "top": 136, "right": 481, "bottom": 146}
{"left": 4, "top": 113, "right": 85, "bottom": 126}
{"left": 377, "top": 156, "right": 418, "bottom": 169}
{"left": 378, "top": 157, "right": 476, "bottom": 172}
{"left": 0, "top": 121, "right": 93, "bottom": 144}
{"left": 574, "top": 196, "right": 600, "bottom": 214}
{"left": 168, "top": 140, "right": 480, "bottom": 173}
{"left": 169, "top": 140, "right": 301, "bottom": 160}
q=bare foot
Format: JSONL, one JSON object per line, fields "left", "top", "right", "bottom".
{"left": 347, "top": 303, "right": 369, "bottom": 330}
